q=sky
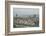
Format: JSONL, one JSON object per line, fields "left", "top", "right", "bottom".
{"left": 13, "top": 8, "right": 39, "bottom": 16}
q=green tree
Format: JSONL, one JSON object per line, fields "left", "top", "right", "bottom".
{"left": 33, "top": 14, "right": 36, "bottom": 18}
{"left": 16, "top": 14, "right": 18, "bottom": 17}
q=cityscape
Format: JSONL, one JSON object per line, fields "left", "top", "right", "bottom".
{"left": 13, "top": 14, "right": 39, "bottom": 28}
{"left": 13, "top": 8, "right": 39, "bottom": 28}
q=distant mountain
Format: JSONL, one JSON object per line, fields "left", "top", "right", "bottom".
{"left": 14, "top": 14, "right": 39, "bottom": 18}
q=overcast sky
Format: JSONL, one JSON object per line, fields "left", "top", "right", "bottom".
{"left": 13, "top": 8, "right": 39, "bottom": 16}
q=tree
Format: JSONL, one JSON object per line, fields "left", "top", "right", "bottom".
{"left": 16, "top": 14, "right": 18, "bottom": 17}
{"left": 33, "top": 14, "right": 36, "bottom": 18}
{"left": 16, "top": 14, "right": 18, "bottom": 20}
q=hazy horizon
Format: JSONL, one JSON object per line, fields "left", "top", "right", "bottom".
{"left": 13, "top": 8, "right": 39, "bottom": 16}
